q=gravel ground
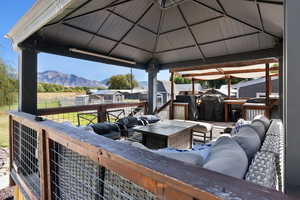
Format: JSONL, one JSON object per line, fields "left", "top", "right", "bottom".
{"left": 0, "top": 148, "right": 13, "bottom": 200}
{"left": 0, "top": 186, "right": 13, "bottom": 200}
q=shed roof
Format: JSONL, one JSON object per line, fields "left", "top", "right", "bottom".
{"left": 6, "top": 0, "right": 283, "bottom": 70}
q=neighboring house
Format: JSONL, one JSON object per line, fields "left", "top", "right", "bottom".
{"left": 175, "top": 83, "right": 202, "bottom": 95}
{"left": 157, "top": 81, "right": 171, "bottom": 106}
{"left": 133, "top": 80, "right": 172, "bottom": 107}
{"left": 75, "top": 95, "right": 89, "bottom": 105}
{"left": 233, "top": 76, "right": 279, "bottom": 98}
{"left": 218, "top": 85, "right": 238, "bottom": 97}
{"left": 89, "top": 90, "right": 124, "bottom": 103}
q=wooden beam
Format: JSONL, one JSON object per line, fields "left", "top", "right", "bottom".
{"left": 170, "top": 57, "right": 278, "bottom": 72}
{"left": 181, "top": 66, "right": 279, "bottom": 77}
{"left": 227, "top": 76, "right": 231, "bottom": 98}
{"left": 18, "top": 48, "right": 37, "bottom": 114}
{"left": 192, "top": 78, "right": 195, "bottom": 95}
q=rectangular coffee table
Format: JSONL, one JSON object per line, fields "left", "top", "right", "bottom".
{"left": 133, "top": 120, "right": 197, "bottom": 149}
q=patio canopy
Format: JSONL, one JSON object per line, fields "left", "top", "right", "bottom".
{"left": 172, "top": 58, "right": 279, "bottom": 80}
{"left": 6, "top": 0, "right": 283, "bottom": 70}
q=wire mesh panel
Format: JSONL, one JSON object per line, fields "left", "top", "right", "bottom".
{"left": 12, "top": 121, "right": 40, "bottom": 198}
{"left": 50, "top": 142, "right": 158, "bottom": 200}
{"left": 43, "top": 112, "right": 80, "bottom": 126}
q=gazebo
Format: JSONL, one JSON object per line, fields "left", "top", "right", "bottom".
{"left": 5, "top": 0, "right": 300, "bottom": 199}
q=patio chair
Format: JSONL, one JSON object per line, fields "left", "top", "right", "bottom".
{"left": 106, "top": 109, "right": 125, "bottom": 123}
{"left": 173, "top": 119, "right": 213, "bottom": 144}
{"left": 77, "top": 111, "right": 105, "bottom": 126}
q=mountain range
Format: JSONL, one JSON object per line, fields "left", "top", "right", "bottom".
{"left": 38, "top": 71, "right": 107, "bottom": 88}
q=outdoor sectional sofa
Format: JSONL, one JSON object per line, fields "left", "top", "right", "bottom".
{"left": 54, "top": 115, "right": 284, "bottom": 199}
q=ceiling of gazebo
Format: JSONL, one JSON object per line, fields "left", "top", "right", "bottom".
{"left": 8, "top": 0, "right": 283, "bottom": 69}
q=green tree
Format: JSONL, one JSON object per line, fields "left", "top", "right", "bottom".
{"left": 0, "top": 59, "right": 18, "bottom": 107}
{"left": 107, "top": 74, "right": 138, "bottom": 89}
{"left": 173, "top": 76, "right": 192, "bottom": 84}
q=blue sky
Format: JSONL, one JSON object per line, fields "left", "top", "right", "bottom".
{"left": 0, "top": 1, "right": 169, "bottom": 82}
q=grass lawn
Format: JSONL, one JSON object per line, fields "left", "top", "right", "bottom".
{"left": 0, "top": 113, "right": 9, "bottom": 147}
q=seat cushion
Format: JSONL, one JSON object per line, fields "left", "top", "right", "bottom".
{"left": 156, "top": 151, "right": 205, "bottom": 166}
{"left": 138, "top": 115, "right": 160, "bottom": 124}
{"left": 253, "top": 115, "right": 270, "bottom": 130}
{"left": 102, "top": 131, "right": 121, "bottom": 140}
{"left": 251, "top": 120, "right": 266, "bottom": 141}
{"left": 91, "top": 122, "right": 120, "bottom": 135}
{"left": 117, "top": 116, "right": 143, "bottom": 128}
{"left": 203, "top": 136, "right": 248, "bottom": 179}
{"left": 233, "top": 125, "right": 261, "bottom": 160}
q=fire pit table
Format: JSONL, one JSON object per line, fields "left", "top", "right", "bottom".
{"left": 133, "top": 120, "right": 197, "bottom": 149}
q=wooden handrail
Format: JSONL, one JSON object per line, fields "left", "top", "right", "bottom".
{"left": 37, "top": 102, "right": 147, "bottom": 115}
{"left": 155, "top": 100, "right": 172, "bottom": 114}
{"left": 9, "top": 111, "right": 295, "bottom": 200}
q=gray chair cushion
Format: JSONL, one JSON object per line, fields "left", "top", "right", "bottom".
{"left": 156, "top": 151, "right": 205, "bottom": 166}
{"left": 251, "top": 121, "right": 266, "bottom": 141}
{"left": 203, "top": 136, "right": 248, "bottom": 179}
{"left": 102, "top": 131, "right": 121, "bottom": 140}
{"left": 233, "top": 125, "right": 261, "bottom": 160}
{"left": 253, "top": 115, "right": 270, "bottom": 130}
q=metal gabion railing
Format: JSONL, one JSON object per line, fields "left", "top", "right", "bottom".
{"left": 12, "top": 121, "right": 40, "bottom": 198}
{"left": 50, "top": 141, "right": 158, "bottom": 200}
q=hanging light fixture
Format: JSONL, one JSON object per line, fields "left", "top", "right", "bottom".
{"left": 69, "top": 48, "right": 136, "bottom": 65}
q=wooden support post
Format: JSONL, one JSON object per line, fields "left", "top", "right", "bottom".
{"left": 192, "top": 78, "right": 195, "bottom": 95}
{"left": 265, "top": 63, "right": 270, "bottom": 106}
{"left": 227, "top": 76, "right": 231, "bottom": 98}
{"left": 18, "top": 48, "right": 38, "bottom": 115}
{"left": 40, "top": 130, "right": 49, "bottom": 200}
{"left": 97, "top": 106, "right": 106, "bottom": 122}
{"left": 170, "top": 72, "right": 175, "bottom": 119}
{"left": 147, "top": 62, "right": 159, "bottom": 114}
{"left": 46, "top": 135, "right": 53, "bottom": 200}
{"left": 9, "top": 115, "right": 15, "bottom": 186}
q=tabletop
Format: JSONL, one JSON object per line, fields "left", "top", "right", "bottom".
{"left": 133, "top": 120, "right": 197, "bottom": 137}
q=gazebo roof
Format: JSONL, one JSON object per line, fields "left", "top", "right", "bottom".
{"left": 6, "top": 0, "right": 283, "bottom": 69}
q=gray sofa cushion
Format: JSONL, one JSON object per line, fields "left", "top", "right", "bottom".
{"left": 253, "top": 115, "right": 270, "bottom": 130}
{"left": 203, "top": 136, "right": 248, "bottom": 179}
{"left": 121, "top": 141, "right": 205, "bottom": 166}
{"left": 233, "top": 125, "right": 261, "bottom": 160}
{"left": 251, "top": 121, "right": 266, "bottom": 141}
{"left": 156, "top": 151, "right": 205, "bottom": 166}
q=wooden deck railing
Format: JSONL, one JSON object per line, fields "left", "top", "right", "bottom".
{"left": 9, "top": 111, "right": 295, "bottom": 200}
{"left": 36, "top": 102, "right": 148, "bottom": 125}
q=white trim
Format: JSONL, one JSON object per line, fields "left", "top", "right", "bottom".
{"left": 5, "top": 0, "right": 74, "bottom": 50}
